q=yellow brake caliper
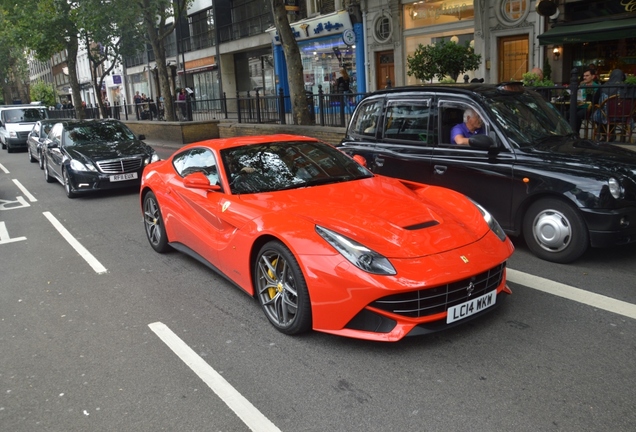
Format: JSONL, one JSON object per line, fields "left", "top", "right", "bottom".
{"left": 267, "top": 258, "right": 279, "bottom": 299}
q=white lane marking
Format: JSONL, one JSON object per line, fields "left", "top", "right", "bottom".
{"left": 0, "top": 221, "right": 27, "bottom": 244}
{"left": 149, "top": 322, "right": 281, "bottom": 432}
{"left": 43, "top": 211, "right": 107, "bottom": 274}
{"left": 0, "top": 162, "right": 9, "bottom": 174}
{"left": 507, "top": 268, "right": 636, "bottom": 320}
{"left": 12, "top": 179, "right": 37, "bottom": 202}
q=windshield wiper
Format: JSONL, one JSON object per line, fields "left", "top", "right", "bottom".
{"left": 301, "top": 175, "right": 353, "bottom": 187}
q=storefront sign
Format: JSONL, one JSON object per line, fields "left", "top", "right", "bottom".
{"left": 621, "top": 0, "right": 636, "bottom": 12}
{"left": 267, "top": 10, "right": 353, "bottom": 44}
{"left": 112, "top": 75, "right": 122, "bottom": 84}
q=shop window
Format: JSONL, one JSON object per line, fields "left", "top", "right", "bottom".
{"left": 496, "top": 0, "right": 529, "bottom": 26}
{"left": 307, "top": 0, "right": 320, "bottom": 16}
{"left": 404, "top": 0, "right": 475, "bottom": 30}
{"left": 373, "top": 13, "right": 392, "bottom": 44}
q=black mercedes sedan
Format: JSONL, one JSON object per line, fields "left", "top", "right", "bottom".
{"left": 42, "top": 119, "right": 159, "bottom": 198}
{"left": 339, "top": 82, "right": 636, "bottom": 263}
{"left": 27, "top": 119, "right": 58, "bottom": 169}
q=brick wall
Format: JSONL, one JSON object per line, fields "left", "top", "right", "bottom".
{"left": 123, "top": 120, "right": 346, "bottom": 146}
{"left": 218, "top": 122, "right": 346, "bottom": 146}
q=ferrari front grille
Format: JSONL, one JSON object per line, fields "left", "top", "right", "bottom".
{"left": 370, "top": 263, "right": 506, "bottom": 318}
{"left": 96, "top": 157, "right": 142, "bottom": 174}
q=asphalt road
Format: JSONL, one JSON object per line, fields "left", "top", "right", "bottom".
{"left": 1, "top": 143, "right": 635, "bottom": 432}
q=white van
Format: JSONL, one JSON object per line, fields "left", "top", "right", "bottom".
{"left": 0, "top": 105, "right": 50, "bottom": 153}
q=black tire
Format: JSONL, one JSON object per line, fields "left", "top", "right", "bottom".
{"left": 143, "top": 191, "right": 170, "bottom": 253}
{"left": 523, "top": 198, "right": 589, "bottom": 263}
{"left": 62, "top": 168, "right": 77, "bottom": 198}
{"left": 254, "top": 241, "right": 312, "bottom": 335}
{"left": 28, "top": 147, "right": 36, "bottom": 163}
{"left": 1, "top": 140, "right": 6, "bottom": 150}
{"left": 43, "top": 157, "right": 55, "bottom": 183}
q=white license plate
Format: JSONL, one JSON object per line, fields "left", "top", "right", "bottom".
{"left": 109, "top": 172, "right": 138, "bottom": 182}
{"left": 446, "top": 290, "right": 497, "bottom": 324}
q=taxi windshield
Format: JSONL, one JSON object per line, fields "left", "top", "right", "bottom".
{"left": 484, "top": 90, "right": 574, "bottom": 148}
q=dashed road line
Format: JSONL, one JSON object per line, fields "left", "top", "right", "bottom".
{"left": 149, "top": 322, "right": 282, "bottom": 432}
{"left": 507, "top": 268, "right": 636, "bottom": 320}
{"left": 43, "top": 211, "right": 107, "bottom": 274}
{"left": 12, "top": 179, "right": 37, "bottom": 202}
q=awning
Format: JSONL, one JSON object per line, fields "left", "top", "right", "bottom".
{"left": 538, "top": 17, "right": 636, "bottom": 45}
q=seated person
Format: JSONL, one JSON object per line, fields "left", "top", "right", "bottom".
{"left": 450, "top": 108, "right": 484, "bottom": 145}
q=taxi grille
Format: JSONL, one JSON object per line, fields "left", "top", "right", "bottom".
{"left": 370, "top": 263, "right": 506, "bottom": 318}
{"left": 17, "top": 131, "right": 30, "bottom": 139}
{"left": 96, "top": 157, "right": 142, "bottom": 174}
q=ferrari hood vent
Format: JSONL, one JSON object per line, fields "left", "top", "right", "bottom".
{"left": 403, "top": 220, "right": 439, "bottom": 231}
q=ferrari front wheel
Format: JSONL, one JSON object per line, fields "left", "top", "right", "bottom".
{"left": 143, "top": 191, "right": 170, "bottom": 253}
{"left": 255, "top": 241, "right": 311, "bottom": 335}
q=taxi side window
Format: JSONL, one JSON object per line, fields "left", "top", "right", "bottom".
{"left": 438, "top": 102, "right": 488, "bottom": 146}
{"left": 383, "top": 100, "right": 432, "bottom": 145}
{"left": 173, "top": 148, "right": 220, "bottom": 186}
{"left": 349, "top": 99, "right": 383, "bottom": 137}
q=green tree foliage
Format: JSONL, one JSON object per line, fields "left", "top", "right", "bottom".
{"left": 30, "top": 80, "right": 57, "bottom": 106}
{"left": 407, "top": 39, "right": 481, "bottom": 83}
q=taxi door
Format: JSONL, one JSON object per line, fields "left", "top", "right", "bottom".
{"left": 429, "top": 98, "right": 516, "bottom": 230}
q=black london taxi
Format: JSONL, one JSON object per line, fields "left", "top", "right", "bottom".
{"left": 339, "top": 83, "right": 636, "bottom": 263}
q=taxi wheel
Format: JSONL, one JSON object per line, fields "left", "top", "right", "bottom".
{"left": 255, "top": 241, "right": 312, "bottom": 335}
{"left": 143, "top": 191, "right": 170, "bottom": 253}
{"left": 523, "top": 198, "right": 588, "bottom": 263}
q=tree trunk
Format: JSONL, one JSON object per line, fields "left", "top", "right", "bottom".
{"left": 270, "top": 0, "right": 311, "bottom": 125}
{"left": 142, "top": 0, "right": 177, "bottom": 121}
{"left": 67, "top": 34, "right": 84, "bottom": 119}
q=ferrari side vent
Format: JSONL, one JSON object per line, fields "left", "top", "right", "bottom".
{"left": 370, "top": 262, "right": 505, "bottom": 318}
{"left": 403, "top": 220, "right": 439, "bottom": 230}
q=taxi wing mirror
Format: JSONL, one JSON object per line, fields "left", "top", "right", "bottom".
{"left": 468, "top": 134, "right": 497, "bottom": 150}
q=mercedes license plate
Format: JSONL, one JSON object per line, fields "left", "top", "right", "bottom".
{"left": 109, "top": 172, "right": 138, "bottom": 182}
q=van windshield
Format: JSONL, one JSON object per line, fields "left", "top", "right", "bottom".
{"left": 3, "top": 108, "right": 48, "bottom": 123}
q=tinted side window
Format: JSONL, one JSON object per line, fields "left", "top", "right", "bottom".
{"left": 383, "top": 100, "right": 432, "bottom": 145}
{"left": 349, "top": 99, "right": 383, "bottom": 137}
{"left": 437, "top": 101, "right": 488, "bottom": 146}
{"left": 173, "top": 148, "right": 219, "bottom": 185}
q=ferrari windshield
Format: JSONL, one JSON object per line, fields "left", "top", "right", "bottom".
{"left": 221, "top": 140, "right": 372, "bottom": 194}
{"left": 484, "top": 89, "right": 574, "bottom": 147}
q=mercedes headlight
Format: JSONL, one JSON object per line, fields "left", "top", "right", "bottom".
{"left": 315, "top": 225, "right": 396, "bottom": 275}
{"left": 471, "top": 200, "right": 507, "bottom": 242}
{"left": 145, "top": 152, "right": 160, "bottom": 165}
{"left": 70, "top": 159, "right": 97, "bottom": 172}
{"left": 608, "top": 177, "right": 622, "bottom": 199}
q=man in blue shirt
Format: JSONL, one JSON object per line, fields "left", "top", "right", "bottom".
{"left": 450, "top": 108, "right": 484, "bottom": 145}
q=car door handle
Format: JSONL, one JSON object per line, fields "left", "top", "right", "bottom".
{"left": 434, "top": 165, "right": 447, "bottom": 175}
{"left": 375, "top": 157, "right": 384, "bottom": 167}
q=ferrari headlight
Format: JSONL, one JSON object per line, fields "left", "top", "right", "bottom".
{"left": 608, "top": 177, "right": 621, "bottom": 199}
{"left": 471, "top": 200, "right": 507, "bottom": 242}
{"left": 315, "top": 225, "right": 396, "bottom": 275}
{"left": 70, "top": 159, "right": 97, "bottom": 172}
